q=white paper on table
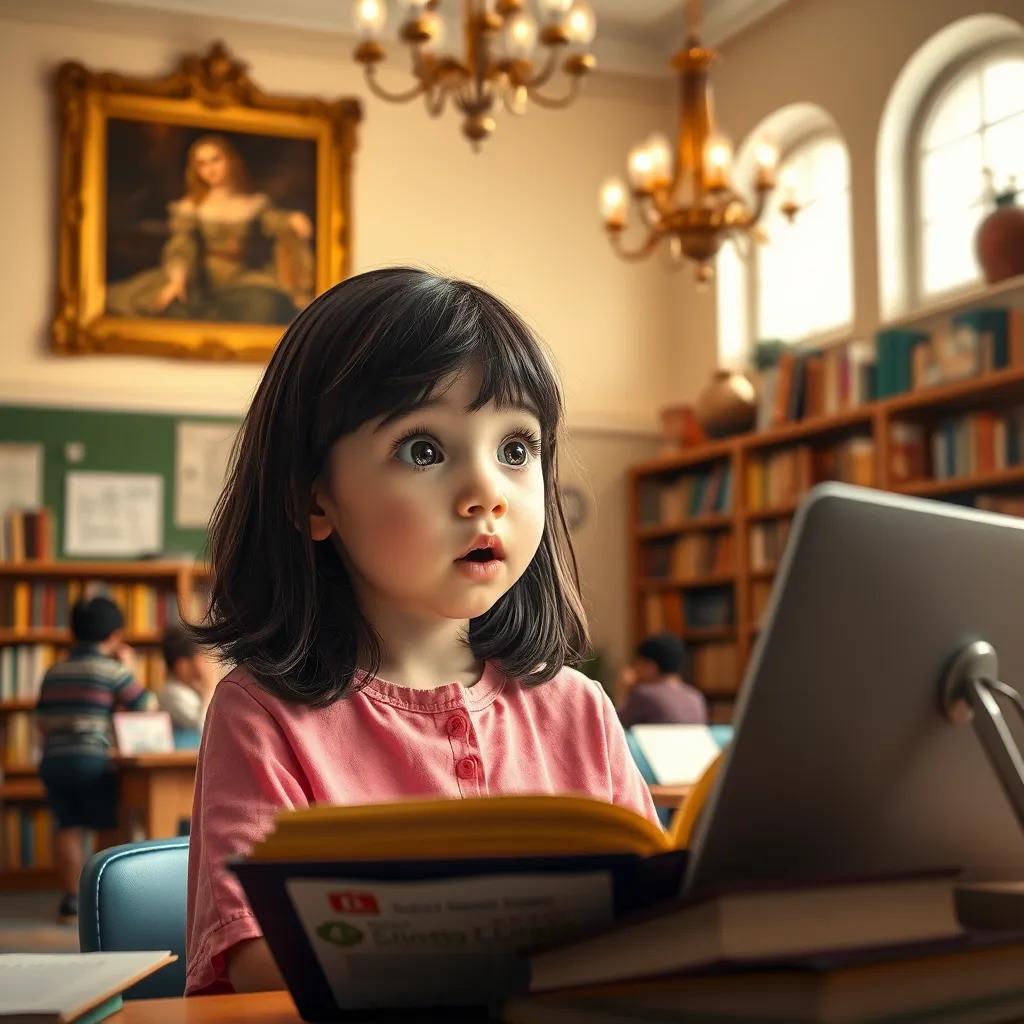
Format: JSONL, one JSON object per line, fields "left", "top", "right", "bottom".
{"left": 0, "top": 951, "right": 175, "bottom": 1015}
{"left": 630, "top": 724, "right": 721, "bottom": 785}
{"left": 174, "top": 421, "right": 238, "bottom": 529}
{"left": 64, "top": 471, "right": 163, "bottom": 557}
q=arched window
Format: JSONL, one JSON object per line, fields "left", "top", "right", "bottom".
{"left": 914, "top": 47, "right": 1024, "bottom": 300}
{"left": 716, "top": 106, "right": 853, "bottom": 366}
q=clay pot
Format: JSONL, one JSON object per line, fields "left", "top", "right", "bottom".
{"left": 975, "top": 193, "right": 1024, "bottom": 284}
{"left": 659, "top": 404, "right": 705, "bottom": 449}
{"left": 694, "top": 369, "right": 757, "bottom": 439}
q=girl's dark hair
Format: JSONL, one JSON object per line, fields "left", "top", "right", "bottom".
{"left": 192, "top": 267, "right": 589, "bottom": 705}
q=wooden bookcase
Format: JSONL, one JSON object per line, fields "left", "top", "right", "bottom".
{"left": 631, "top": 309, "right": 1024, "bottom": 724}
{"left": 0, "top": 560, "right": 210, "bottom": 889}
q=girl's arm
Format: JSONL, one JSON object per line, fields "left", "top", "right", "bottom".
{"left": 225, "top": 938, "right": 286, "bottom": 993}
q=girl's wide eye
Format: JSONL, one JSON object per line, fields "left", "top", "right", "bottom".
{"left": 396, "top": 436, "right": 444, "bottom": 467}
{"left": 497, "top": 432, "right": 541, "bottom": 467}
{"left": 499, "top": 440, "right": 528, "bottom": 467}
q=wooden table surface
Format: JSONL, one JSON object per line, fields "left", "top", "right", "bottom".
{"left": 112, "top": 991, "right": 489, "bottom": 1022}
{"left": 647, "top": 782, "right": 691, "bottom": 809}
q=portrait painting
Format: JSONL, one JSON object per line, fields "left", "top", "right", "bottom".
{"left": 52, "top": 43, "right": 361, "bottom": 361}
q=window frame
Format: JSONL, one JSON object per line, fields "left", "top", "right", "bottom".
{"left": 906, "top": 39, "right": 1024, "bottom": 308}
{"left": 720, "top": 126, "right": 854, "bottom": 363}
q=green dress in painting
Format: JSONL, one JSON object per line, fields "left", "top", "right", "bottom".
{"left": 106, "top": 194, "right": 314, "bottom": 325}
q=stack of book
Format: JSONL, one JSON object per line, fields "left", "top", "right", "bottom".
{"left": 224, "top": 795, "right": 1024, "bottom": 1023}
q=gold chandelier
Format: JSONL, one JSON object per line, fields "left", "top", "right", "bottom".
{"left": 599, "top": 0, "right": 797, "bottom": 282}
{"left": 353, "top": 0, "right": 598, "bottom": 149}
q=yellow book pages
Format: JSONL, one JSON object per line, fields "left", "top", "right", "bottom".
{"left": 253, "top": 795, "right": 675, "bottom": 862}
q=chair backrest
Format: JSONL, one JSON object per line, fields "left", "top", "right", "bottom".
{"left": 78, "top": 836, "right": 189, "bottom": 999}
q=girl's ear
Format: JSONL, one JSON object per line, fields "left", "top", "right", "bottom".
{"left": 308, "top": 482, "right": 335, "bottom": 542}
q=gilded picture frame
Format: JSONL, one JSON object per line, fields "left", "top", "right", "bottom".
{"left": 52, "top": 43, "right": 361, "bottom": 362}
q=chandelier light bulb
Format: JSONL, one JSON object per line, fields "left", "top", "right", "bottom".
{"left": 753, "top": 140, "right": 778, "bottom": 188}
{"left": 565, "top": 1, "right": 597, "bottom": 46}
{"left": 505, "top": 12, "right": 539, "bottom": 59}
{"left": 627, "top": 144, "right": 656, "bottom": 193}
{"left": 355, "top": 0, "right": 387, "bottom": 40}
{"left": 600, "top": 177, "right": 628, "bottom": 228}
{"left": 418, "top": 9, "right": 446, "bottom": 50}
{"left": 702, "top": 133, "right": 733, "bottom": 191}
{"left": 645, "top": 133, "right": 673, "bottom": 188}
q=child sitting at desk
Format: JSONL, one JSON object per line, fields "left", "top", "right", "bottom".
{"left": 35, "top": 596, "right": 155, "bottom": 922}
{"left": 157, "top": 625, "right": 216, "bottom": 742}
{"left": 617, "top": 632, "right": 708, "bottom": 728}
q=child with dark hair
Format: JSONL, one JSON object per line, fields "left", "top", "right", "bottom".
{"left": 616, "top": 632, "right": 708, "bottom": 728}
{"left": 36, "top": 596, "right": 155, "bottom": 922}
{"left": 185, "top": 267, "right": 660, "bottom": 995}
{"left": 158, "top": 625, "right": 216, "bottom": 735}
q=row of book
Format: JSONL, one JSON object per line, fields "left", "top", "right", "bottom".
{"left": 876, "top": 307, "right": 1024, "bottom": 399}
{"left": 3, "top": 709, "right": 41, "bottom": 770}
{"left": 888, "top": 408, "right": 1024, "bottom": 484}
{"left": 754, "top": 305, "right": 1024, "bottom": 433}
{"left": 641, "top": 588, "right": 735, "bottom": 636}
{"left": 637, "top": 463, "right": 733, "bottom": 527}
{"left": 642, "top": 532, "right": 734, "bottom": 581}
{"left": 0, "top": 643, "right": 171, "bottom": 701}
{"left": 749, "top": 519, "right": 792, "bottom": 572}
{"left": 757, "top": 339, "right": 875, "bottom": 430}
{"left": 0, "top": 508, "right": 54, "bottom": 563}
{"left": 0, "top": 579, "right": 182, "bottom": 633}
{"left": 1, "top": 805, "right": 55, "bottom": 872}
{"left": 745, "top": 436, "right": 875, "bottom": 511}
{"left": 976, "top": 493, "right": 1024, "bottom": 515}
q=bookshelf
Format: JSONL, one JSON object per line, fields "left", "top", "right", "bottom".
{"left": 630, "top": 281, "right": 1024, "bottom": 724}
{"left": 0, "top": 560, "right": 210, "bottom": 889}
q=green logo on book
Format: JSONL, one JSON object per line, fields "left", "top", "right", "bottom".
{"left": 317, "top": 920, "right": 365, "bottom": 947}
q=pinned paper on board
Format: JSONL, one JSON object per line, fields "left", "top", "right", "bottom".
{"left": 174, "top": 421, "right": 238, "bottom": 529}
{"left": 0, "top": 443, "right": 43, "bottom": 519}
{"left": 64, "top": 471, "right": 163, "bottom": 557}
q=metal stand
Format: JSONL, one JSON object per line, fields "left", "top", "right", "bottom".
{"left": 940, "top": 640, "right": 1024, "bottom": 831}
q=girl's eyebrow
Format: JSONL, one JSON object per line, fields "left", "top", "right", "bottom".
{"left": 374, "top": 397, "right": 540, "bottom": 432}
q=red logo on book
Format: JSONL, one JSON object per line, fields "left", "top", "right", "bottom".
{"left": 328, "top": 891, "right": 380, "bottom": 914}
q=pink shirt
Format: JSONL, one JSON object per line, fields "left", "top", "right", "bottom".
{"left": 185, "top": 661, "right": 660, "bottom": 995}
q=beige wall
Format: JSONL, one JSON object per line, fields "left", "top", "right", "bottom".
{"left": 670, "top": 0, "right": 1024, "bottom": 396}
{"left": 0, "top": 0, "right": 669, "bottom": 674}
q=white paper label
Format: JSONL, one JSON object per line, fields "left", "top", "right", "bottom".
{"left": 285, "top": 872, "right": 613, "bottom": 1008}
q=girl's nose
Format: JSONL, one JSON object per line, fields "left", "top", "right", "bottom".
{"left": 457, "top": 466, "right": 508, "bottom": 520}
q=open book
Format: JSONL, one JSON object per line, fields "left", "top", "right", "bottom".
{"left": 228, "top": 773, "right": 961, "bottom": 1019}
{"left": 0, "top": 951, "right": 175, "bottom": 1024}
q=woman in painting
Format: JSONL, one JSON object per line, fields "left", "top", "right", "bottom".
{"left": 106, "top": 134, "right": 314, "bottom": 325}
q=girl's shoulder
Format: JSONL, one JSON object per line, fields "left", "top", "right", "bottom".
{"left": 208, "top": 664, "right": 297, "bottom": 720}
{"left": 505, "top": 663, "right": 612, "bottom": 713}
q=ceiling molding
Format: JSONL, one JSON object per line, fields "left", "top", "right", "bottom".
{"left": 35, "top": 0, "right": 792, "bottom": 79}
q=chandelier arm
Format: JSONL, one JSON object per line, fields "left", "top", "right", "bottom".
{"left": 519, "top": 46, "right": 561, "bottom": 90}
{"left": 526, "top": 74, "right": 582, "bottom": 110}
{"left": 364, "top": 65, "right": 430, "bottom": 105}
{"left": 608, "top": 226, "right": 664, "bottom": 262}
{"left": 425, "top": 80, "right": 451, "bottom": 117}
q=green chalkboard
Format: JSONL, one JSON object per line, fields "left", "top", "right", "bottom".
{"left": 0, "top": 404, "right": 240, "bottom": 560}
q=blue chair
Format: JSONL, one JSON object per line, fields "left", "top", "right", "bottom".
{"left": 78, "top": 836, "right": 189, "bottom": 999}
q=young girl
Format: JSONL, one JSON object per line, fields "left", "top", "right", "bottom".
{"left": 186, "top": 267, "right": 660, "bottom": 996}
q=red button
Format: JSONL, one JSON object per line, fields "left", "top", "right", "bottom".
{"left": 447, "top": 716, "right": 468, "bottom": 738}
{"left": 456, "top": 756, "right": 477, "bottom": 779}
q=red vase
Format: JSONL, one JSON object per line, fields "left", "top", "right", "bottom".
{"left": 975, "top": 193, "right": 1024, "bottom": 284}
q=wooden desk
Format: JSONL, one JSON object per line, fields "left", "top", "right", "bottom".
{"left": 112, "top": 751, "right": 198, "bottom": 844}
{"left": 648, "top": 783, "right": 690, "bottom": 810}
{"left": 112, "top": 991, "right": 486, "bottom": 1022}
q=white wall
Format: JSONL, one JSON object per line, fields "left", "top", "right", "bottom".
{"left": 669, "top": 0, "right": 1024, "bottom": 396}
